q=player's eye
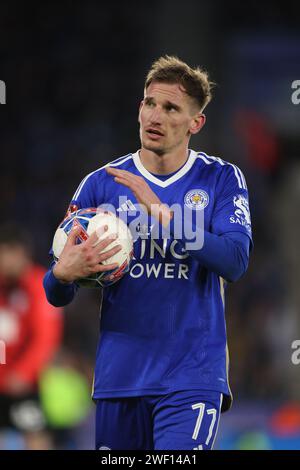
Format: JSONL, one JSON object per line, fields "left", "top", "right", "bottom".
{"left": 145, "top": 100, "right": 155, "bottom": 107}
{"left": 165, "top": 105, "right": 177, "bottom": 112}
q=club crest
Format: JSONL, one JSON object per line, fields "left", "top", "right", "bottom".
{"left": 184, "top": 189, "right": 209, "bottom": 210}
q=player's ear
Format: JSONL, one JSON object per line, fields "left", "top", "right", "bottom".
{"left": 190, "top": 113, "right": 206, "bottom": 135}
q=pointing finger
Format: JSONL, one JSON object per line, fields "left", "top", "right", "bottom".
{"left": 66, "top": 226, "right": 81, "bottom": 246}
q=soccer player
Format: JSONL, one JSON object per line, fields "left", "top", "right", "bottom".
{"left": 43, "top": 56, "right": 252, "bottom": 450}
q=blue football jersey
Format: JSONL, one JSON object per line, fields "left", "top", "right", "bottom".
{"left": 69, "top": 149, "right": 252, "bottom": 412}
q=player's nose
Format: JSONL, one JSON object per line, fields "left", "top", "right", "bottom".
{"left": 149, "top": 105, "right": 163, "bottom": 125}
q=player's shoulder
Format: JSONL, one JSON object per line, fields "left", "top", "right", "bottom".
{"left": 78, "top": 153, "right": 134, "bottom": 184}
{"left": 105, "top": 153, "right": 135, "bottom": 170}
{"left": 88, "top": 153, "right": 135, "bottom": 181}
{"left": 193, "top": 150, "right": 247, "bottom": 190}
{"left": 72, "top": 153, "right": 135, "bottom": 201}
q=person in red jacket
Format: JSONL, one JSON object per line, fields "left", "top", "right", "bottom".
{"left": 0, "top": 224, "right": 63, "bottom": 449}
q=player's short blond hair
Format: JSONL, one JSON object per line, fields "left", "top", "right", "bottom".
{"left": 145, "top": 55, "right": 214, "bottom": 112}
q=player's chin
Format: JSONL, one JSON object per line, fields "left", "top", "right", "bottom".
{"left": 142, "top": 137, "right": 165, "bottom": 153}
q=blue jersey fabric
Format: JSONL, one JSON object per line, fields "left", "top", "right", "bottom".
{"left": 44, "top": 149, "right": 252, "bottom": 412}
{"left": 43, "top": 264, "right": 79, "bottom": 307}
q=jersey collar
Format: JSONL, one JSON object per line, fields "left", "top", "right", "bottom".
{"left": 132, "top": 149, "right": 197, "bottom": 188}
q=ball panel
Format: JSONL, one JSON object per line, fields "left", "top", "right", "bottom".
{"left": 52, "top": 207, "right": 134, "bottom": 288}
{"left": 87, "top": 212, "right": 133, "bottom": 267}
{"left": 52, "top": 228, "right": 68, "bottom": 259}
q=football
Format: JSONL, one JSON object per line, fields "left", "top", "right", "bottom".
{"left": 52, "top": 207, "right": 134, "bottom": 287}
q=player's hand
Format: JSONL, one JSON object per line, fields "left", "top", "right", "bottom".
{"left": 53, "top": 225, "right": 122, "bottom": 283}
{"left": 106, "top": 167, "right": 173, "bottom": 227}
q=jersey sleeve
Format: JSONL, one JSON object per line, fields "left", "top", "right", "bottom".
{"left": 68, "top": 171, "right": 100, "bottom": 211}
{"left": 48, "top": 171, "right": 103, "bottom": 257}
{"left": 211, "top": 164, "right": 253, "bottom": 248}
{"left": 45, "top": 170, "right": 105, "bottom": 302}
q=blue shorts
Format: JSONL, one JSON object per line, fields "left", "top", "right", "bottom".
{"left": 95, "top": 390, "right": 223, "bottom": 450}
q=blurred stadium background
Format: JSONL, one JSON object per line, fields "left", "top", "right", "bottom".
{"left": 0, "top": 0, "right": 300, "bottom": 449}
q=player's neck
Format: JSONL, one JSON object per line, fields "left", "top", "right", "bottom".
{"left": 139, "top": 146, "right": 190, "bottom": 175}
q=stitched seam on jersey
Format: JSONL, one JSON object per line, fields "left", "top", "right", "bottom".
{"left": 198, "top": 152, "right": 243, "bottom": 189}
{"left": 109, "top": 153, "right": 132, "bottom": 165}
{"left": 197, "top": 152, "right": 246, "bottom": 190}
{"left": 109, "top": 155, "right": 133, "bottom": 167}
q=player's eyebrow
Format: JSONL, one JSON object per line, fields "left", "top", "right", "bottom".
{"left": 164, "top": 100, "right": 181, "bottom": 111}
{"left": 144, "top": 96, "right": 181, "bottom": 111}
{"left": 144, "top": 96, "right": 155, "bottom": 104}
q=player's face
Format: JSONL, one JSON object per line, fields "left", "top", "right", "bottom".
{"left": 139, "top": 81, "right": 204, "bottom": 155}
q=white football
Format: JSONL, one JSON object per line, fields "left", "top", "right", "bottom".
{"left": 52, "top": 207, "right": 134, "bottom": 287}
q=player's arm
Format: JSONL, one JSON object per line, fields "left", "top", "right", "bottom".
{"left": 169, "top": 164, "right": 252, "bottom": 282}
{"left": 43, "top": 228, "right": 121, "bottom": 306}
{"left": 179, "top": 229, "right": 250, "bottom": 282}
{"left": 43, "top": 264, "right": 79, "bottom": 307}
{"left": 43, "top": 172, "right": 121, "bottom": 307}
{"left": 106, "top": 165, "right": 252, "bottom": 283}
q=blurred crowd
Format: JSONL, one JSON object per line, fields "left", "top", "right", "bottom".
{"left": 0, "top": 1, "right": 300, "bottom": 449}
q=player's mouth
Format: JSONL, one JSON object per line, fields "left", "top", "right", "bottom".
{"left": 146, "top": 128, "right": 164, "bottom": 139}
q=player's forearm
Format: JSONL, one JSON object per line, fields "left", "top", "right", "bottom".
{"left": 192, "top": 230, "right": 250, "bottom": 282}
{"left": 43, "top": 268, "right": 78, "bottom": 307}
{"left": 168, "top": 219, "right": 250, "bottom": 282}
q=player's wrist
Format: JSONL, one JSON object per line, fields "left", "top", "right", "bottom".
{"left": 52, "top": 263, "right": 74, "bottom": 284}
